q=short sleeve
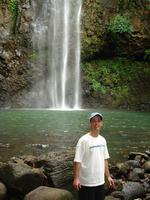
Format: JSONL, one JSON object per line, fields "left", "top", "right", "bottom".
{"left": 104, "top": 140, "right": 110, "bottom": 159}
{"left": 74, "top": 138, "right": 85, "bottom": 163}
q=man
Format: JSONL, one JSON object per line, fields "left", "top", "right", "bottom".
{"left": 73, "top": 112, "right": 114, "bottom": 200}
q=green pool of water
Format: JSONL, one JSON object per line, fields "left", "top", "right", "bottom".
{"left": 0, "top": 108, "right": 149, "bottom": 163}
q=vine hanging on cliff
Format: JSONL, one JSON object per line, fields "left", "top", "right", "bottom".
{"left": 8, "top": 0, "right": 18, "bottom": 34}
{"left": 8, "top": 0, "right": 18, "bottom": 21}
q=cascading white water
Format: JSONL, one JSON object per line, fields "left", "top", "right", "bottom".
{"left": 30, "top": 0, "right": 82, "bottom": 109}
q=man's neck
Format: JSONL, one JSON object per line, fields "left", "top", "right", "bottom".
{"left": 90, "top": 130, "right": 100, "bottom": 137}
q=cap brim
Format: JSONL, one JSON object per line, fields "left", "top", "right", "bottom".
{"left": 89, "top": 113, "right": 103, "bottom": 120}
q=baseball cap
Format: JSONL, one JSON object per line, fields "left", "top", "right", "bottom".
{"left": 89, "top": 112, "right": 103, "bottom": 121}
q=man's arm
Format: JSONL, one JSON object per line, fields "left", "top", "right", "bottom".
{"left": 73, "top": 162, "right": 81, "bottom": 190}
{"left": 105, "top": 159, "right": 115, "bottom": 188}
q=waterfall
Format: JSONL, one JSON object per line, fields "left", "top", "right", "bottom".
{"left": 30, "top": 0, "right": 82, "bottom": 109}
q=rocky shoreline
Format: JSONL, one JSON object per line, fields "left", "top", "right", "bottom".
{"left": 106, "top": 150, "right": 150, "bottom": 200}
{"left": 0, "top": 149, "right": 149, "bottom": 200}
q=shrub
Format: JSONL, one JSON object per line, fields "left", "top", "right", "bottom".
{"left": 108, "top": 14, "right": 133, "bottom": 34}
{"left": 144, "top": 49, "right": 150, "bottom": 61}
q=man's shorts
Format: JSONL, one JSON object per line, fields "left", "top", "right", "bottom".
{"left": 78, "top": 184, "right": 105, "bottom": 200}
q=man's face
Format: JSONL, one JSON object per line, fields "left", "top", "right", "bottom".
{"left": 90, "top": 116, "right": 103, "bottom": 131}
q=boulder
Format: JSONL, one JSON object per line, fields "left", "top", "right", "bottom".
{"left": 111, "top": 162, "right": 130, "bottom": 178}
{"left": 0, "top": 162, "right": 47, "bottom": 195}
{"left": 145, "top": 193, "right": 150, "bottom": 200}
{"left": 40, "top": 150, "right": 74, "bottom": 188}
{"left": 24, "top": 186, "right": 74, "bottom": 200}
{"left": 145, "top": 150, "right": 150, "bottom": 157}
{"left": 0, "top": 182, "right": 7, "bottom": 200}
{"left": 128, "top": 152, "right": 149, "bottom": 161}
{"left": 143, "top": 182, "right": 150, "bottom": 193}
{"left": 142, "top": 161, "right": 150, "bottom": 173}
{"left": 133, "top": 168, "right": 145, "bottom": 179}
{"left": 125, "top": 160, "right": 140, "bottom": 168}
{"left": 21, "top": 149, "right": 74, "bottom": 188}
{"left": 128, "top": 171, "right": 140, "bottom": 182}
{"left": 113, "top": 179, "right": 123, "bottom": 191}
{"left": 122, "top": 181, "right": 145, "bottom": 200}
{"left": 128, "top": 168, "right": 145, "bottom": 181}
{"left": 21, "top": 154, "right": 51, "bottom": 168}
{"left": 111, "top": 191, "right": 124, "bottom": 199}
{"left": 104, "top": 195, "right": 120, "bottom": 200}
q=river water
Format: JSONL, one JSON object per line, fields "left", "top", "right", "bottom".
{"left": 0, "top": 108, "right": 149, "bottom": 163}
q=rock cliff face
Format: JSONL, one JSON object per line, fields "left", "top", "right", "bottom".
{"left": 0, "top": 0, "right": 149, "bottom": 108}
{"left": 81, "top": 0, "right": 150, "bottom": 60}
{"left": 0, "top": 0, "right": 32, "bottom": 107}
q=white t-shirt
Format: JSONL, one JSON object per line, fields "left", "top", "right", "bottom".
{"left": 74, "top": 133, "right": 110, "bottom": 186}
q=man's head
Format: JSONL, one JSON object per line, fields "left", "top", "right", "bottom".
{"left": 89, "top": 112, "right": 103, "bottom": 121}
{"left": 89, "top": 112, "right": 103, "bottom": 132}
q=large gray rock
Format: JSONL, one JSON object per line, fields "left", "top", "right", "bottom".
{"left": 133, "top": 168, "right": 145, "bottom": 179}
{"left": 145, "top": 193, "right": 150, "bottom": 200}
{"left": 24, "top": 186, "right": 74, "bottom": 200}
{"left": 111, "top": 191, "right": 124, "bottom": 199}
{"left": 0, "top": 182, "right": 7, "bottom": 200}
{"left": 104, "top": 195, "right": 120, "bottom": 200}
{"left": 0, "top": 162, "right": 47, "bottom": 195}
{"left": 128, "top": 170, "right": 140, "bottom": 181}
{"left": 111, "top": 162, "right": 130, "bottom": 178}
{"left": 125, "top": 160, "right": 140, "bottom": 168}
{"left": 25, "top": 149, "right": 75, "bottom": 188}
{"left": 128, "top": 168, "right": 145, "bottom": 181}
{"left": 14, "top": 149, "right": 74, "bottom": 189}
{"left": 145, "top": 150, "right": 150, "bottom": 157}
{"left": 142, "top": 161, "right": 150, "bottom": 173}
{"left": 122, "top": 181, "right": 146, "bottom": 200}
{"left": 128, "top": 152, "right": 149, "bottom": 161}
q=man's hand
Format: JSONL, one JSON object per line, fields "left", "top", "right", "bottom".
{"left": 108, "top": 176, "right": 115, "bottom": 189}
{"left": 73, "top": 177, "right": 81, "bottom": 190}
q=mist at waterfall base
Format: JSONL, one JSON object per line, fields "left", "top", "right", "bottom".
{"left": 28, "top": 0, "right": 82, "bottom": 109}
{"left": 0, "top": 109, "right": 150, "bottom": 163}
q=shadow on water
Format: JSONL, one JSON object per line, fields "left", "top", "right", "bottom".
{"left": 0, "top": 108, "right": 150, "bottom": 163}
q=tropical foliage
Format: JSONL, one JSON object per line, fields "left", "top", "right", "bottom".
{"left": 108, "top": 14, "right": 133, "bottom": 34}
{"left": 82, "top": 58, "right": 150, "bottom": 108}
